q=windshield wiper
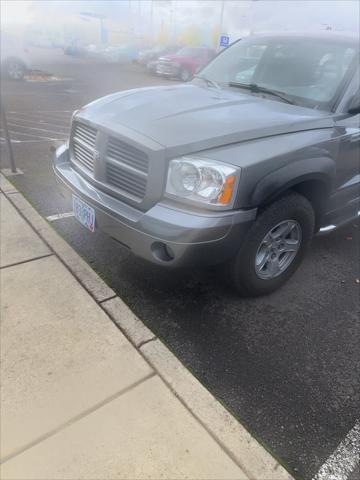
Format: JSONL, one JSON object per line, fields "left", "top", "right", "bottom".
{"left": 228, "top": 82, "right": 295, "bottom": 105}
{"left": 194, "top": 75, "right": 222, "bottom": 95}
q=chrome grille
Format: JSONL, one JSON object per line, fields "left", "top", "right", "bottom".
{"left": 105, "top": 136, "right": 149, "bottom": 199}
{"left": 71, "top": 121, "right": 149, "bottom": 203}
{"left": 73, "top": 143, "right": 94, "bottom": 171}
{"left": 72, "top": 122, "right": 97, "bottom": 172}
{"left": 106, "top": 163, "right": 147, "bottom": 199}
{"left": 106, "top": 137, "right": 148, "bottom": 173}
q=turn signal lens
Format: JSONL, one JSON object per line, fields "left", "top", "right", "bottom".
{"left": 219, "top": 175, "right": 236, "bottom": 205}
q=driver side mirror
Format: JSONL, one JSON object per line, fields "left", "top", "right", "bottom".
{"left": 348, "top": 90, "right": 360, "bottom": 115}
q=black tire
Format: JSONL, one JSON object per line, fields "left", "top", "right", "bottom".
{"left": 179, "top": 68, "right": 192, "bottom": 82}
{"left": 227, "top": 192, "right": 315, "bottom": 296}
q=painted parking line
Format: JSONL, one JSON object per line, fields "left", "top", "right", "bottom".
{"left": 1, "top": 127, "right": 65, "bottom": 142}
{"left": 5, "top": 130, "right": 61, "bottom": 141}
{"left": 0, "top": 137, "right": 54, "bottom": 144}
{"left": 9, "top": 110, "right": 73, "bottom": 113}
{"left": 7, "top": 123, "right": 69, "bottom": 136}
{"left": 8, "top": 110, "right": 72, "bottom": 117}
{"left": 6, "top": 116, "right": 70, "bottom": 130}
{"left": 7, "top": 111, "right": 73, "bottom": 122}
{"left": 313, "top": 420, "right": 360, "bottom": 480}
{"left": 46, "top": 212, "right": 75, "bottom": 222}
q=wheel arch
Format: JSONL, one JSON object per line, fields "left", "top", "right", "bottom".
{"left": 250, "top": 157, "right": 336, "bottom": 230}
{"left": 3, "top": 56, "right": 27, "bottom": 68}
{"left": 2, "top": 56, "right": 27, "bottom": 79}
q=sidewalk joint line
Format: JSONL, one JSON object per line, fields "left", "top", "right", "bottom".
{"left": 3, "top": 189, "right": 145, "bottom": 354}
{"left": 2, "top": 187, "right": 255, "bottom": 477}
{"left": 138, "top": 336, "right": 157, "bottom": 349}
{"left": 0, "top": 253, "right": 54, "bottom": 270}
{"left": 3, "top": 190, "right": 114, "bottom": 303}
{"left": 139, "top": 350, "right": 255, "bottom": 480}
{"left": 98, "top": 294, "right": 118, "bottom": 304}
{"left": 1, "top": 182, "right": 283, "bottom": 478}
{"left": 0, "top": 372, "right": 156, "bottom": 465}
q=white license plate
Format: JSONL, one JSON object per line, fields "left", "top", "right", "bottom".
{"left": 73, "top": 195, "right": 95, "bottom": 232}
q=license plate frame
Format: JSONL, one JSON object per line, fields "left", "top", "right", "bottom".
{"left": 72, "top": 195, "right": 95, "bottom": 232}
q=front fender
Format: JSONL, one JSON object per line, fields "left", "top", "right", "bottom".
{"left": 250, "top": 156, "right": 336, "bottom": 206}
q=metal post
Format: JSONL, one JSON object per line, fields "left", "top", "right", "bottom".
{"left": 218, "top": 0, "right": 225, "bottom": 52}
{"left": 219, "top": 0, "right": 225, "bottom": 37}
{"left": 1, "top": 107, "right": 17, "bottom": 174}
{"left": 150, "top": 0, "right": 154, "bottom": 43}
{"left": 173, "top": 0, "right": 177, "bottom": 40}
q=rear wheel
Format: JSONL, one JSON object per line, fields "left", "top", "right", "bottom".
{"left": 227, "top": 193, "right": 315, "bottom": 296}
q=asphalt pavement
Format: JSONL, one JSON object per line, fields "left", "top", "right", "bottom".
{"left": 1, "top": 48, "right": 359, "bottom": 480}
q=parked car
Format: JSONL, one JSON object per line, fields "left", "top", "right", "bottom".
{"left": 103, "top": 44, "right": 139, "bottom": 64}
{"left": 138, "top": 44, "right": 181, "bottom": 66}
{"left": 1, "top": 33, "right": 31, "bottom": 80}
{"left": 156, "top": 46, "right": 216, "bottom": 81}
{"left": 146, "top": 59, "right": 160, "bottom": 74}
{"left": 53, "top": 33, "right": 360, "bottom": 296}
{"left": 64, "top": 40, "right": 86, "bottom": 57}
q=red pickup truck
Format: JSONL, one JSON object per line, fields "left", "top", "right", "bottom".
{"left": 156, "top": 46, "right": 216, "bottom": 81}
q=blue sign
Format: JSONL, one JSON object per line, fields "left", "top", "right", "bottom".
{"left": 220, "top": 35, "right": 230, "bottom": 47}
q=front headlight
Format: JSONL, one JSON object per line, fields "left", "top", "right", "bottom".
{"left": 165, "top": 157, "right": 239, "bottom": 207}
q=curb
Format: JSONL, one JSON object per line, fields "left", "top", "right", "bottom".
{"left": 0, "top": 173, "right": 294, "bottom": 480}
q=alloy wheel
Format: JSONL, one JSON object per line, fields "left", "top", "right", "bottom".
{"left": 255, "top": 220, "right": 302, "bottom": 279}
{"left": 8, "top": 62, "right": 24, "bottom": 80}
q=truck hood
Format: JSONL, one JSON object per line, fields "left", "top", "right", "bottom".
{"left": 78, "top": 84, "right": 334, "bottom": 156}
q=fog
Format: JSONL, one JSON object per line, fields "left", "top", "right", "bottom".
{"left": 1, "top": 0, "right": 359, "bottom": 51}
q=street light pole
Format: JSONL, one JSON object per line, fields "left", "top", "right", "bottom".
{"left": 219, "top": 0, "right": 225, "bottom": 38}
{"left": 173, "top": 0, "right": 177, "bottom": 41}
{"left": 80, "top": 12, "right": 107, "bottom": 44}
{"left": 150, "top": 0, "right": 154, "bottom": 42}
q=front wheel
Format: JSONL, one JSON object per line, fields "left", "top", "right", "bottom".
{"left": 179, "top": 68, "right": 192, "bottom": 82}
{"left": 5, "top": 59, "right": 26, "bottom": 80}
{"left": 227, "top": 193, "right": 315, "bottom": 296}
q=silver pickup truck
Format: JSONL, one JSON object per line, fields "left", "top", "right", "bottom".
{"left": 54, "top": 33, "right": 360, "bottom": 296}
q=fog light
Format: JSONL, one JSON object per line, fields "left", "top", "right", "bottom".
{"left": 164, "top": 244, "right": 175, "bottom": 260}
{"left": 151, "top": 242, "right": 175, "bottom": 262}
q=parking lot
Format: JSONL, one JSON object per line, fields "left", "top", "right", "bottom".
{"left": 1, "top": 49, "right": 359, "bottom": 480}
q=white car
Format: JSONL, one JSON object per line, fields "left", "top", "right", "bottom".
{"left": 1, "top": 33, "right": 31, "bottom": 80}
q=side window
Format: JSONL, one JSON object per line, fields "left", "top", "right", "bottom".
{"left": 314, "top": 47, "right": 356, "bottom": 89}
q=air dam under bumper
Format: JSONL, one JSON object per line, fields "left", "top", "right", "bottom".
{"left": 53, "top": 145, "right": 257, "bottom": 267}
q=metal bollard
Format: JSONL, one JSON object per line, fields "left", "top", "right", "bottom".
{"left": 1, "top": 106, "right": 17, "bottom": 174}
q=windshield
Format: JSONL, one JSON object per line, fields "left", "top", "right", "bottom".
{"left": 200, "top": 36, "right": 358, "bottom": 110}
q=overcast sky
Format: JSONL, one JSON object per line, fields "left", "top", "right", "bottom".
{"left": 1, "top": 0, "right": 359, "bottom": 40}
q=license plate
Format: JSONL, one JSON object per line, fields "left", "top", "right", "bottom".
{"left": 73, "top": 195, "right": 95, "bottom": 232}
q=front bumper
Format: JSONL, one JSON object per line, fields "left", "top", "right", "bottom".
{"left": 156, "top": 63, "right": 180, "bottom": 77}
{"left": 53, "top": 145, "right": 256, "bottom": 268}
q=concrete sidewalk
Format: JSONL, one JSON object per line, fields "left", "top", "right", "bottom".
{"left": 0, "top": 174, "right": 293, "bottom": 480}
